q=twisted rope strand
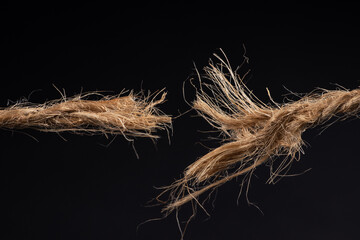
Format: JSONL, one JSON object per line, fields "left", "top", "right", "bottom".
{"left": 0, "top": 90, "right": 171, "bottom": 139}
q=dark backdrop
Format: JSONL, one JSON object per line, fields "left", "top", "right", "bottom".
{"left": 1, "top": 2, "right": 360, "bottom": 240}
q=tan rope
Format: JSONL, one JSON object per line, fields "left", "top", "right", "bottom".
{"left": 0, "top": 89, "right": 171, "bottom": 139}
{"left": 160, "top": 53, "right": 360, "bottom": 214}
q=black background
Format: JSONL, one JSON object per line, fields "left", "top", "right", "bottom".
{"left": 1, "top": 2, "right": 360, "bottom": 240}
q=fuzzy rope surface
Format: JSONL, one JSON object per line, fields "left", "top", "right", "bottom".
{"left": 0, "top": 90, "right": 171, "bottom": 139}
{"left": 160, "top": 53, "right": 360, "bottom": 214}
